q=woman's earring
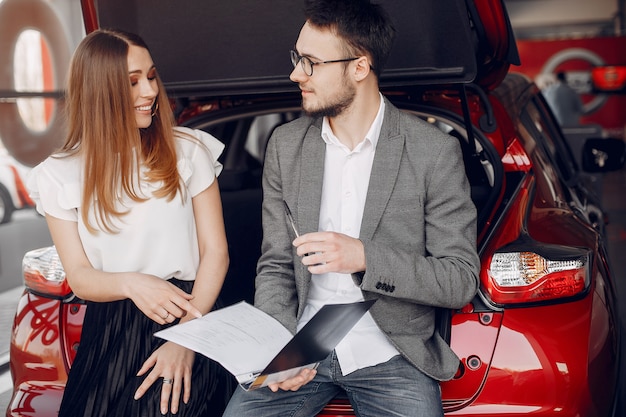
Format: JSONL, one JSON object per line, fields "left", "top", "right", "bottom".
{"left": 151, "top": 102, "right": 159, "bottom": 117}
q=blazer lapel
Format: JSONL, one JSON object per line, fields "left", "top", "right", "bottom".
{"left": 298, "top": 122, "right": 325, "bottom": 236}
{"left": 360, "top": 101, "right": 405, "bottom": 241}
{"left": 295, "top": 121, "right": 325, "bottom": 311}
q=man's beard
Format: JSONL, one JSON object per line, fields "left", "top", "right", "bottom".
{"left": 302, "top": 81, "right": 356, "bottom": 119}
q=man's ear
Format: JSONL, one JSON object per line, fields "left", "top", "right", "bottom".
{"left": 353, "top": 56, "right": 371, "bottom": 81}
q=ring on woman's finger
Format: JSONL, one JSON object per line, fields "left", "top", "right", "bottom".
{"left": 162, "top": 378, "right": 173, "bottom": 384}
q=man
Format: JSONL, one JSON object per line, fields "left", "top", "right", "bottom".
{"left": 223, "top": 0, "right": 480, "bottom": 415}
{"left": 543, "top": 71, "right": 584, "bottom": 126}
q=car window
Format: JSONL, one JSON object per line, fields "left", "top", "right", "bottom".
{"left": 521, "top": 96, "right": 579, "bottom": 185}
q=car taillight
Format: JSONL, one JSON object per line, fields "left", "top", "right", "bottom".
{"left": 484, "top": 245, "right": 590, "bottom": 305}
{"left": 22, "top": 246, "right": 73, "bottom": 298}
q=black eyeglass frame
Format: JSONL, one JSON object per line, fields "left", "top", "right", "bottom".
{"left": 290, "top": 50, "right": 359, "bottom": 76}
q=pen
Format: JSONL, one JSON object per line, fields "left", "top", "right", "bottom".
{"left": 283, "top": 200, "right": 300, "bottom": 238}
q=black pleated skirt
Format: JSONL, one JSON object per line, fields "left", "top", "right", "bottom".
{"left": 58, "top": 279, "right": 236, "bottom": 417}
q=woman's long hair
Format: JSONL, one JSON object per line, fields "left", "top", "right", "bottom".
{"left": 60, "top": 29, "right": 182, "bottom": 233}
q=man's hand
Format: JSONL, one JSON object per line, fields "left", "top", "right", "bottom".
{"left": 293, "top": 231, "right": 365, "bottom": 275}
{"left": 267, "top": 367, "right": 317, "bottom": 392}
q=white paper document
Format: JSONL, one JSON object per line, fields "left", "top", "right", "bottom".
{"left": 155, "top": 300, "right": 374, "bottom": 390}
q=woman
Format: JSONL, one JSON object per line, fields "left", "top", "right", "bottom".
{"left": 27, "top": 29, "right": 233, "bottom": 416}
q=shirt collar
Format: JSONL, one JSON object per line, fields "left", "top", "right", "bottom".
{"left": 321, "top": 92, "right": 386, "bottom": 151}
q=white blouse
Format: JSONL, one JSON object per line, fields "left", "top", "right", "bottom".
{"left": 27, "top": 126, "right": 224, "bottom": 282}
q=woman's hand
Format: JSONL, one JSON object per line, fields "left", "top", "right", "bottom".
{"left": 127, "top": 273, "right": 202, "bottom": 324}
{"left": 134, "top": 341, "right": 196, "bottom": 414}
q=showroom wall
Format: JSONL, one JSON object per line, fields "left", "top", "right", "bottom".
{"left": 0, "top": 0, "right": 85, "bottom": 165}
{"left": 505, "top": 0, "right": 624, "bottom": 39}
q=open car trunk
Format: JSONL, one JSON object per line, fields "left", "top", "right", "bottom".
{"left": 81, "top": 0, "right": 481, "bottom": 96}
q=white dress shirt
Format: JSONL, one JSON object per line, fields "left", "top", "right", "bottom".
{"left": 296, "top": 94, "right": 399, "bottom": 375}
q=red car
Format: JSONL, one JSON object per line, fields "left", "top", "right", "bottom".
{"left": 0, "top": 149, "right": 34, "bottom": 224}
{"left": 7, "top": 0, "right": 625, "bottom": 416}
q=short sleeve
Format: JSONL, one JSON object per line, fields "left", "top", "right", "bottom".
{"left": 175, "top": 127, "right": 225, "bottom": 197}
{"left": 26, "top": 157, "right": 81, "bottom": 222}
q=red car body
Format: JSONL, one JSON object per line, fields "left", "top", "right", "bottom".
{"left": 7, "top": 0, "right": 624, "bottom": 416}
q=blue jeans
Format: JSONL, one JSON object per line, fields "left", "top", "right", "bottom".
{"left": 222, "top": 351, "right": 444, "bottom": 417}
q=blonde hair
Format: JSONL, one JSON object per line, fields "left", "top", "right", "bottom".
{"left": 60, "top": 29, "right": 182, "bottom": 233}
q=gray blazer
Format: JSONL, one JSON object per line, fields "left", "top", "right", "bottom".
{"left": 254, "top": 97, "right": 480, "bottom": 381}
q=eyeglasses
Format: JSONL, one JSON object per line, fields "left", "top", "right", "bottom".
{"left": 290, "top": 50, "right": 358, "bottom": 76}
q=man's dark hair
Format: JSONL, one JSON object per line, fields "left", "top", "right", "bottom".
{"left": 304, "top": 0, "right": 396, "bottom": 78}
{"left": 556, "top": 71, "right": 566, "bottom": 82}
